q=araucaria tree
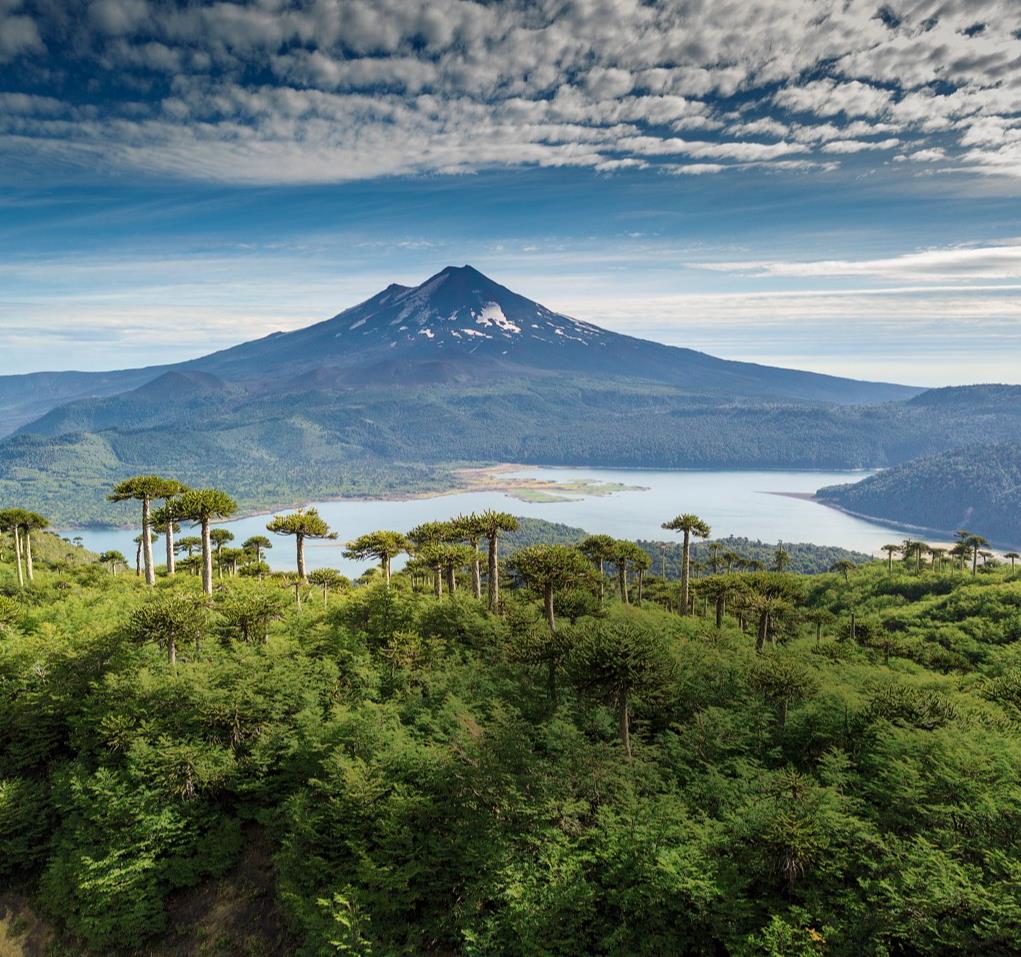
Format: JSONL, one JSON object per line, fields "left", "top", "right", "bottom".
{"left": 579, "top": 534, "right": 616, "bottom": 603}
{"left": 662, "top": 513, "right": 711, "bottom": 614}
{"left": 343, "top": 531, "right": 408, "bottom": 584}
{"left": 569, "top": 611, "right": 674, "bottom": 760}
{"left": 266, "top": 508, "right": 337, "bottom": 581}
{"left": 509, "top": 544, "right": 593, "bottom": 633}
{"left": 476, "top": 511, "right": 519, "bottom": 611}
{"left": 177, "top": 488, "right": 238, "bottom": 595}
{"left": 108, "top": 475, "right": 183, "bottom": 586}
{"left": 0, "top": 509, "right": 28, "bottom": 587}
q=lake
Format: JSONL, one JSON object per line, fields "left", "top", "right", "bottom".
{"left": 64, "top": 466, "right": 914, "bottom": 575}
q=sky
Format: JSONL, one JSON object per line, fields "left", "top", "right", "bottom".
{"left": 2, "top": 0, "right": 1020, "bottom": 386}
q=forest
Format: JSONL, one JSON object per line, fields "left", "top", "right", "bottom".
{"left": 4, "top": 383, "right": 1021, "bottom": 527}
{"left": 819, "top": 441, "right": 1021, "bottom": 547}
{"left": 2, "top": 481, "right": 1021, "bottom": 957}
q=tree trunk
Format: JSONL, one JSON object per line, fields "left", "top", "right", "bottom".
{"left": 472, "top": 556, "right": 482, "bottom": 600}
{"left": 446, "top": 564, "right": 456, "bottom": 595}
{"left": 296, "top": 534, "right": 306, "bottom": 581}
{"left": 598, "top": 558, "right": 605, "bottom": 603}
{"left": 636, "top": 569, "right": 645, "bottom": 605}
{"left": 142, "top": 497, "right": 155, "bottom": 586}
{"left": 13, "top": 524, "right": 24, "bottom": 588}
{"left": 681, "top": 530, "right": 691, "bottom": 615}
{"left": 168, "top": 636, "right": 176, "bottom": 667}
{"left": 165, "top": 521, "right": 176, "bottom": 575}
{"left": 617, "top": 564, "right": 628, "bottom": 604}
{"left": 24, "top": 530, "right": 33, "bottom": 582}
{"left": 487, "top": 534, "right": 499, "bottom": 611}
{"left": 382, "top": 555, "right": 391, "bottom": 584}
{"left": 756, "top": 611, "right": 768, "bottom": 652}
{"left": 544, "top": 585, "right": 556, "bottom": 633}
{"left": 972, "top": 548, "right": 978, "bottom": 575}
{"left": 619, "top": 692, "right": 632, "bottom": 761}
{"left": 135, "top": 541, "right": 142, "bottom": 576}
{"left": 433, "top": 566, "right": 442, "bottom": 598}
{"left": 201, "top": 520, "right": 213, "bottom": 596}
{"left": 715, "top": 596, "right": 724, "bottom": 629}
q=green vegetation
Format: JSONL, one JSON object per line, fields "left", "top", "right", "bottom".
{"left": 819, "top": 440, "right": 1021, "bottom": 546}
{"left": 3, "top": 484, "right": 1021, "bottom": 956}
{"left": 5, "top": 383, "right": 1021, "bottom": 526}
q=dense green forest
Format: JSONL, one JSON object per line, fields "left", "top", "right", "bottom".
{"left": 5, "top": 383, "right": 1021, "bottom": 526}
{"left": 2, "top": 492, "right": 1021, "bottom": 956}
{"left": 819, "top": 441, "right": 1021, "bottom": 547}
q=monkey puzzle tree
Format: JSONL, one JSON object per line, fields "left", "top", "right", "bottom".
{"left": 417, "top": 542, "right": 475, "bottom": 595}
{"left": 880, "top": 543, "right": 901, "bottom": 571}
{"left": 956, "top": 530, "right": 989, "bottom": 575}
{"left": 108, "top": 475, "right": 182, "bottom": 587}
{"left": 474, "top": 510, "right": 519, "bottom": 611}
{"left": 829, "top": 559, "right": 857, "bottom": 583}
{"left": 177, "top": 536, "right": 202, "bottom": 559}
{"left": 133, "top": 531, "right": 159, "bottom": 576}
{"left": 569, "top": 610, "right": 675, "bottom": 761}
{"left": 742, "top": 572, "right": 803, "bottom": 652}
{"left": 699, "top": 573, "right": 744, "bottom": 629}
{"left": 98, "top": 550, "right": 126, "bottom": 575}
{"left": 1006, "top": 551, "right": 1020, "bottom": 571}
{"left": 151, "top": 489, "right": 187, "bottom": 576}
{"left": 242, "top": 535, "right": 272, "bottom": 564}
{"left": 450, "top": 514, "right": 489, "bottom": 599}
{"left": 308, "top": 567, "right": 346, "bottom": 606}
{"left": 661, "top": 513, "right": 711, "bottom": 615}
{"left": 408, "top": 520, "right": 458, "bottom": 597}
{"left": 343, "top": 530, "right": 408, "bottom": 584}
{"left": 608, "top": 539, "right": 646, "bottom": 605}
{"left": 16, "top": 511, "right": 47, "bottom": 583}
{"left": 579, "top": 534, "right": 617, "bottom": 603}
{"left": 266, "top": 508, "right": 337, "bottom": 582}
{"left": 209, "top": 528, "right": 235, "bottom": 577}
{"left": 0, "top": 509, "right": 28, "bottom": 588}
{"left": 509, "top": 544, "right": 593, "bottom": 633}
{"left": 129, "top": 591, "right": 209, "bottom": 666}
{"left": 177, "top": 488, "right": 238, "bottom": 595}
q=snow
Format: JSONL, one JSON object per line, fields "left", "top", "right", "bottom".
{"left": 461, "top": 328, "right": 490, "bottom": 338}
{"left": 475, "top": 302, "right": 521, "bottom": 334}
{"left": 350, "top": 318, "right": 367, "bottom": 330}
{"left": 418, "top": 328, "right": 435, "bottom": 339}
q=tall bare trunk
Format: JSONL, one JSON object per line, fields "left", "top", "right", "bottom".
{"left": 715, "top": 597, "right": 724, "bottom": 629}
{"left": 168, "top": 636, "right": 176, "bottom": 667}
{"left": 433, "top": 566, "right": 442, "bottom": 597}
{"left": 636, "top": 569, "right": 644, "bottom": 605}
{"left": 142, "top": 497, "right": 155, "bottom": 586}
{"left": 382, "top": 555, "right": 391, "bottom": 584}
{"left": 13, "top": 525, "right": 24, "bottom": 588}
{"left": 681, "top": 530, "right": 691, "bottom": 615}
{"left": 201, "top": 520, "right": 213, "bottom": 596}
{"left": 24, "top": 530, "right": 33, "bottom": 582}
{"left": 617, "top": 564, "right": 628, "bottom": 604}
{"left": 135, "top": 541, "right": 142, "bottom": 575}
{"left": 543, "top": 585, "right": 556, "bottom": 633}
{"left": 165, "top": 522, "right": 176, "bottom": 575}
{"left": 296, "top": 534, "right": 306, "bottom": 581}
{"left": 472, "top": 555, "right": 482, "bottom": 599}
{"left": 487, "top": 534, "right": 499, "bottom": 610}
{"left": 446, "top": 564, "right": 456, "bottom": 595}
{"left": 598, "top": 558, "right": 605, "bottom": 603}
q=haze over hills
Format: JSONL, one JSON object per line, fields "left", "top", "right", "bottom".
{"left": 2, "top": 266, "right": 1020, "bottom": 526}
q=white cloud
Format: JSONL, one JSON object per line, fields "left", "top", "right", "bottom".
{"left": 1, "top": 0, "right": 1020, "bottom": 183}
{"left": 691, "top": 242, "right": 1021, "bottom": 281}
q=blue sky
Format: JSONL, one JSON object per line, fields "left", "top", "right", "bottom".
{"left": 2, "top": 0, "right": 1020, "bottom": 386}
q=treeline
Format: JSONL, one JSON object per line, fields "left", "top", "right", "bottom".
{"left": 2, "top": 478, "right": 1021, "bottom": 955}
{"left": 819, "top": 440, "right": 1021, "bottom": 545}
{"left": 6, "top": 382, "right": 1021, "bottom": 526}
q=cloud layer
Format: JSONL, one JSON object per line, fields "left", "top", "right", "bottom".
{"left": 2, "top": 0, "right": 1020, "bottom": 184}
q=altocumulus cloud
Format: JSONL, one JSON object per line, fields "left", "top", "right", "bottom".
{"left": 1, "top": 0, "right": 1020, "bottom": 184}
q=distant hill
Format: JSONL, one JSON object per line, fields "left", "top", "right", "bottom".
{"left": 817, "top": 441, "right": 1021, "bottom": 547}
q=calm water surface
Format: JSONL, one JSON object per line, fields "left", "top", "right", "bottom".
{"left": 67, "top": 466, "right": 906, "bottom": 575}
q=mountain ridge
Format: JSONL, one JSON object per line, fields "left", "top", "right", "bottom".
{"left": 0, "top": 265, "right": 919, "bottom": 438}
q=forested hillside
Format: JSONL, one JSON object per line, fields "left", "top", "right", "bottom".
{"left": 5, "top": 384, "right": 1021, "bottom": 527}
{"left": 2, "top": 492, "right": 1021, "bottom": 956}
{"left": 819, "top": 441, "right": 1021, "bottom": 546}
